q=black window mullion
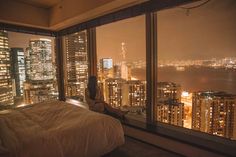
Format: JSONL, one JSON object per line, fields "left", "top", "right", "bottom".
{"left": 87, "top": 28, "right": 97, "bottom": 77}
{"left": 146, "top": 12, "right": 157, "bottom": 124}
{"left": 55, "top": 35, "right": 65, "bottom": 101}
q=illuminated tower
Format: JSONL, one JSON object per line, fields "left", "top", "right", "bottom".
{"left": 126, "top": 80, "right": 146, "bottom": 107}
{"left": 99, "top": 58, "right": 113, "bottom": 81}
{"left": 104, "top": 78, "right": 126, "bottom": 108}
{"left": 0, "top": 30, "right": 14, "bottom": 108}
{"left": 119, "top": 42, "right": 128, "bottom": 80}
{"left": 156, "top": 82, "right": 184, "bottom": 126}
{"left": 181, "top": 91, "right": 193, "bottom": 129}
{"left": 64, "top": 31, "right": 88, "bottom": 101}
{"left": 192, "top": 91, "right": 236, "bottom": 139}
{"left": 24, "top": 38, "right": 57, "bottom": 104}
{"left": 157, "top": 82, "right": 181, "bottom": 101}
{"left": 121, "top": 61, "right": 128, "bottom": 80}
{"left": 156, "top": 99, "right": 184, "bottom": 126}
{"left": 10, "top": 48, "right": 25, "bottom": 97}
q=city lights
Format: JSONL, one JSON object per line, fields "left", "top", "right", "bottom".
{"left": 64, "top": 31, "right": 88, "bottom": 101}
{"left": 0, "top": 31, "right": 58, "bottom": 108}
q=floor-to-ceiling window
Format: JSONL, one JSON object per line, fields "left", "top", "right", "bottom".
{"left": 96, "top": 15, "right": 146, "bottom": 121}
{"left": 63, "top": 31, "right": 88, "bottom": 102}
{"left": 157, "top": 0, "right": 236, "bottom": 140}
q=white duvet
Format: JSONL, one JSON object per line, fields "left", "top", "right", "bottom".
{"left": 0, "top": 101, "right": 124, "bottom": 157}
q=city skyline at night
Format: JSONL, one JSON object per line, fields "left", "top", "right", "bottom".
{"left": 96, "top": 55, "right": 236, "bottom": 139}
{"left": 94, "top": 0, "right": 236, "bottom": 140}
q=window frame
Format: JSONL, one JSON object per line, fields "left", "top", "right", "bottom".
{"left": 1, "top": 0, "right": 235, "bottom": 156}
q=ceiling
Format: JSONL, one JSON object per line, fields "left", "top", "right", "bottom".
{"left": 0, "top": 0, "right": 148, "bottom": 30}
{"left": 12, "top": 0, "right": 61, "bottom": 8}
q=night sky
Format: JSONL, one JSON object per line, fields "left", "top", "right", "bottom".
{"left": 158, "top": 0, "right": 236, "bottom": 60}
{"left": 8, "top": 0, "right": 236, "bottom": 62}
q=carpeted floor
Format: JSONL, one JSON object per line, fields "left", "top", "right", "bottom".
{"left": 104, "top": 136, "right": 184, "bottom": 157}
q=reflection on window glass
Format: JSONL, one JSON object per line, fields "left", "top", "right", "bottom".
{"left": 63, "top": 31, "right": 88, "bottom": 101}
{"left": 0, "top": 30, "right": 58, "bottom": 110}
{"left": 157, "top": 0, "right": 236, "bottom": 140}
{"left": 97, "top": 15, "right": 146, "bottom": 121}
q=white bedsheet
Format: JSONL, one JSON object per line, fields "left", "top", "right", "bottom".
{"left": 0, "top": 101, "right": 124, "bottom": 157}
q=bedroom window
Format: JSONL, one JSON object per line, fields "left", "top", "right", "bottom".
{"left": 63, "top": 31, "right": 88, "bottom": 102}
{"left": 0, "top": 31, "right": 58, "bottom": 110}
{"left": 156, "top": 0, "right": 236, "bottom": 140}
{"left": 96, "top": 15, "right": 146, "bottom": 121}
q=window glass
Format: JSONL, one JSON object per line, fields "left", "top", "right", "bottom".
{"left": 0, "top": 30, "right": 58, "bottom": 109}
{"left": 96, "top": 15, "right": 146, "bottom": 121}
{"left": 157, "top": 0, "right": 236, "bottom": 140}
{"left": 63, "top": 31, "right": 88, "bottom": 101}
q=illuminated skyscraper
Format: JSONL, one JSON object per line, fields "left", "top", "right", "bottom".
{"left": 64, "top": 31, "right": 88, "bottom": 101}
{"left": 113, "top": 64, "right": 121, "bottom": 78}
{"left": 24, "top": 38, "right": 57, "bottom": 104}
{"left": 157, "top": 82, "right": 181, "bottom": 100}
{"left": 121, "top": 61, "right": 128, "bottom": 80}
{"left": 100, "top": 58, "right": 113, "bottom": 69}
{"left": 104, "top": 78, "right": 126, "bottom": 108}
{"left": 126, "top": 80, "right": 146, "bottom": 107}
{"left": 192, "top": 91, "right": 236, "bottom": 139}
{"left": 112, "top": 61, "right": 130, "bottom": 80}
{"left": 0, "top": 30, "right": 13, "bottom": 108}
{"left": 156, "top": 82, "right": 184, "bottom": 126}
{"left": 181, "top": 91, "right": 193, "bottom": 129}
{"left": 10, "top": 48, "right": 25, "bottom": 97}
{"left": 156, "top": 99, "right": 184, "bottom": 126}
{"left": 98, "top": 58, "right": 113, "bottom": 81}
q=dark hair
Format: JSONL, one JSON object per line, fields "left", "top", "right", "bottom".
{"left": 88, "top": 76, "right": 97, "bottom": 100}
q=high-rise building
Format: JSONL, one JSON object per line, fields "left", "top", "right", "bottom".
{"left": 64, "top": 31, "right": 88, "bottom": 101}
{"left": 26, "top": 39, "right": 54, "bottom": 81}
{"left": 24, "top": 38, "right": 57, "bottom": 104}
{"left": 10, "top": 48, "right": 25, "bottom": 97}
{"left": 121, "top": 61, "right": 128, "bottom": 80}
{"left": 113, "top": 64, "right": 121, "bottom": 78}
{"left": 0, "top": 30, "right": 14, "bottom": 109}
{"left": 157, "top": 82, "right": 181, "bottom": 101}
{"left": 192, "top": 91, "right": 236, "bottom": 139}
{"left": 125, "top": 80, "right": 146, "bottom": 107}
{"left": 156, "top": 99, "right": 184, "bottom": 126}
{"left": 98, "top": 58, "right": 113, "bottom": 81}
{"left": 104, "top": 78, "right": 146, "bottom": 113}
{"left": 112, "top": 62, "right": 131, "bottom": 80}
{"left": 100, "top": 58, "right": 113, "bottom": 69}
{"left": 156, "top": 82, "right": 184, "bottom": 126}
{"left": 104, "top": 78, "right": 126, "bottom": 108}
{"left": 181, "top": 91, "right": 193, "bottom": 129}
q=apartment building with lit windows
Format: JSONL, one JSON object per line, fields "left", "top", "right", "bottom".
{"left": 64, "top": 31, "right": 88, "bottom": 101}
{"left": 0, "top": 30, "right": 13, "bottom": 108}
{"left": 192, "top": 91, "right": 236, "bottom": 139}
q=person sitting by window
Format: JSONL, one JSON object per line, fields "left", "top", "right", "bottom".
{"left": 85, "top": 76, "right": 128, "bottom": 119}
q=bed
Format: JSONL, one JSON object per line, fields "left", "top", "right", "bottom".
{"left": 0, "top": 101, "right": 125, "bottom": 157}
